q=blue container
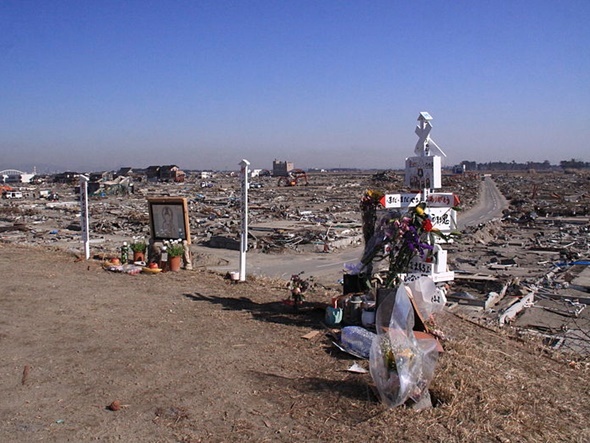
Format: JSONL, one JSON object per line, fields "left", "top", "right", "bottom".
{"left": 325, "top": 307, "right": 343, "bottom": 327}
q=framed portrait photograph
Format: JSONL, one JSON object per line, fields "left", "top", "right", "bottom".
{"left": 147, "top": 197, "right": 191, "bottom": 243}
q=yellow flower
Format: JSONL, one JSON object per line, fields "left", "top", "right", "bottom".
{"left": 366, "top": 189, "right": 384, "bottom": 201}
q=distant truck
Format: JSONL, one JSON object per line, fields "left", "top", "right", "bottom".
{"left": 2, "top": 191, "right": 23, "bottom": 199}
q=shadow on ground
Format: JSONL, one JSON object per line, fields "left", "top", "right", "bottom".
{"left": 183, "top": 292, "right": 326, "bottom": 328}
{"left": 249, "top": 370, "right": 380, "bottom": 406}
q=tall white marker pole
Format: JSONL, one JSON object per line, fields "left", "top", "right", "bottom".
{"left": 79, "top": 175, "right": 90, "bottom": 260}
{"left": 239, "top": 159, "right": 250, "bottom": 282}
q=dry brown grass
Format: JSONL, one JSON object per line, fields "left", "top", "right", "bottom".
{"left": 1, "top": 244, "right": 588, "bottom": 442}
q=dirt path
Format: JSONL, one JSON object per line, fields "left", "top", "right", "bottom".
{"left": 1, "top": 244, "right": 589, "bottom": 442}
{"left": 192, "top": 242, "right": 362, "bottom": 288}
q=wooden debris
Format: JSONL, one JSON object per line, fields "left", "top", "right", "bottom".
{"left": 21, "top": 364, "right": 30, "bottom": 385}
{"left": 301, "top": 330, "right": 320, "bottom": 340}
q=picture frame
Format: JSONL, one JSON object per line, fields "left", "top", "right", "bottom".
{"left": 147, "top": 197, "right": 191, "bottom": 243}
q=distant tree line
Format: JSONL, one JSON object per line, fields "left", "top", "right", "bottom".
{"left": 456, "top": 159, "right": 589, "bottom": 171}
{"left": 559, "top": 158, "right": 590, "bottom": 169}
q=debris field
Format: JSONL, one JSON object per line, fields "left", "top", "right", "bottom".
{"left": 1, "top": 169, "right": 589, "bottom": 358}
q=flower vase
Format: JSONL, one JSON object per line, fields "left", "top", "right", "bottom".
{"left": 133, "top": 251, "right": 145, "bottom": 263}
{"left": 168, "top": 255, "right": 182, "bottom": 272}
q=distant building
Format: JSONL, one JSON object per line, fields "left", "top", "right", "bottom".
{"left": 460, "top": 161, "right": 477, "bottom": 171}
{"left": 159, "top": 165, "right": 185, "bottom": 182}
{"left": 146, "top": 165, "right": 186, "bottom": 182}
{"left": 146, "top": 166, "right": 161, "bottom": 182}
{"left": 53, "top": 171, "right": 80, "bottom": 184}
{"left": 272, "top": 160, "right": 294, "bottom": 177}
{"left": 0, "top": 169, "right": 35, "bottom": 184}
{"left": 115, "top": 167, "right": 134, "bottom": 178}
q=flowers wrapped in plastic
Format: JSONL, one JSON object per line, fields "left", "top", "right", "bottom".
{"left": 369, "top": 281, "right": 442, "bottom": 409}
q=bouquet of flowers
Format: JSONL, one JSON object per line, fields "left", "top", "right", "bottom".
{"left": 286, "top": 271, "right": 315, "bottom": 310}
{"left": 360, "top": 189, "right": 384, "bottom": 245}
{"left": 353, "top": 202, "right": 456, "bottom": 288}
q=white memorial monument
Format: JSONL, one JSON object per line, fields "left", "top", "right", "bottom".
{"left": 404, "top": 112, "right": 446, "bottom": 193}
{"left": 403, "top": 112, "right": 455, "bottom": 283}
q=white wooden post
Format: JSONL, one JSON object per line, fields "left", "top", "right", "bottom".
{"left": 239, "top": 159, "right": 250, "bottom": 282}
{"left": 79, "top": 175, "right": 90, "bottom": 260}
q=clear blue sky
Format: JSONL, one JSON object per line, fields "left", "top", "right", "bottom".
{"left": 1, "top": 0, "right": 589, "bottom": 173}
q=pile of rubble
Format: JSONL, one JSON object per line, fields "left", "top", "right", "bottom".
{"left": 3, "top": 168, "right": 588, "bottom": 357}
{"left": 446, "top": 175, "right": 590, "bottom": 356}
{"left": 0, "top": 171, "right": 478, "bottom": 258}
{"left": 494, "top": 170, "right": 590, "bottom": 218}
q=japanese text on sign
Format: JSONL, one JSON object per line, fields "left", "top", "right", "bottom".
{"left": 427, "top": 207, "right": 457, "bottom": 231}
{"left": 426, "top": 193, "right": 454, "bottom": 207}
{"left": 382, "top": 193, "right": 421, "bottom": 208}
{"left": 408, "top": 258, "right": 433, "bottom": 274}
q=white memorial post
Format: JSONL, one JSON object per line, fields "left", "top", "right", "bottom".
{"left": 79, "top": 175, "right": 90, "bottom": 260}
{"left": 400, "top": 112, "right": 455, "bottom": 283}
{"left": 239, "top": 159, "right": 250, "bottom": 282}
{"left": 406, "top": 111, "right": 447, "bottom": 201}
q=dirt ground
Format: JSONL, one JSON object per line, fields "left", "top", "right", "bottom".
{"left": 1, "top": 243, "right": 589, "bottom": 442}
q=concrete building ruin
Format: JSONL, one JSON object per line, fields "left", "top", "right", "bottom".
{"left": 272, "top": 160, "right": 294, "bottom": 177}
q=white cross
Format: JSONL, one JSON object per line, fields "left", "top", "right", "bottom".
{"left": 414, "top": 112, "right": 446, "bottom": 157}
{"left": 415, "top": 120, "right": 432, "bottom": 155}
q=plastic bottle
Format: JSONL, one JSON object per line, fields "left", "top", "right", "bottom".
{"left": 160, "top": 246, "right": 168, "bottom": 272}
{"left": 340, "top": 326, "right": 376, "bottom": 359}
{"left": 348, "top": 295, "right": 363, "bottom": 325}
{"left": 120, "top": 242, "right": 129, "bottom": 264}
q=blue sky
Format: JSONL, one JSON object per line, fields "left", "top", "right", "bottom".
{"left": 1, "top": 0, "right": 589, "bottom": 172}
